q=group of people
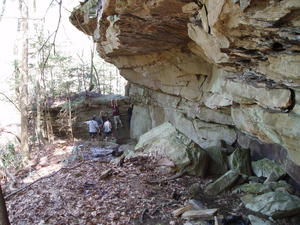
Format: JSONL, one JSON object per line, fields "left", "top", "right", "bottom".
{"left": 85, "top": 100, "right": 133, "bottom": 141}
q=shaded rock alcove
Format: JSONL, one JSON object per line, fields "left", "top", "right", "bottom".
{"left": 48, "top": 93, "right": 131, "bottom": 142}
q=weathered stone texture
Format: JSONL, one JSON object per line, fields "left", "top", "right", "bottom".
{"left": 232, "top": 105, "right": 300, "bottom": 165}
{"left": 70, "top": 0, "right": 300, "bottom": 183}
{"left": 130, "top": 105, "right": 152, "bottom": 140}
{"left": 228, "top": 147, "right": 252, "bottom": 176}
{"left": 204, "top": 170, "right": 240, "bottom": 195}
{"left": 134, "top": 122, "right": 209, "bottom": 177}
{"left": 241, "top": 192, "right": 300, "bottom": 219}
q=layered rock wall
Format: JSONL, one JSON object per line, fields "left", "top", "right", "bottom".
{"left": 70, "top": 0, "right": 300, "bottom": 184}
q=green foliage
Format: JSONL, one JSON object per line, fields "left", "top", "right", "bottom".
{"left": 59, "top": 96, "right": 86, "bottom": 110}
{"left": 73, "top": 172, "right": 83, "bottom": 177}
{"left": 0, "top": 142, "right": 23, "bottom": 170}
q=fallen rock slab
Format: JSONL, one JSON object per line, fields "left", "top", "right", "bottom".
{"left": 188, "top": 199, "right": 206, "bottom": 210}
{"left": 172, "top": 205, "right": 193, "bottom": 217}
{"left": 100, "top": 169, "right": 113, "bottom": 179}
{"left": 228, "top": 147, "right": 252, "bottom": 176}
{"left": 233, "top": 182, "right": 271, "bottom": 195}
{"left": 181, "top": 208, "right": 218, "bottom": 220}
{"left": 241, "top": 191, "right": 300, "bottom": 218}
{"left": 248, "top": 215, "right": 273, "bottom": 225}
{"left": 204, "top": 170, "right": 240, "bottom": 195}
{"left": 183, "top": 222, "right": 209, "bottom": 225}
{"left": 234, "top": 180, "right": 293, "bottom": 195}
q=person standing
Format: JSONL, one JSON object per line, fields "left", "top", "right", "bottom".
{"left": 84, "top": 117, "right": 99, "bottom": 141}
{"left": 95, "top": 112, "right": 104, "bottom": 127}
{"left": 111, "top": 99, "right": 123, "bottom": 129}
{"left": 127, "top": 104, "right": 133, "bottom": 126}
{"left": 95, "top": 112, "right": 104, "bottom": 139}
{"left": 103, "top": 119, "right": 112, "bottom": 141}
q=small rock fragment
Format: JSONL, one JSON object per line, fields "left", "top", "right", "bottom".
{"left": 181, "top": 208, "right": 218, "bottom": 219}
{"left": 205, "top": 170, "right": 240, "bottom": 195}
{"left": 172, "top": 205, "right": 193, "bottom": 217}
{"left": 100, "top": 168, "right": 113, "bottom": 179}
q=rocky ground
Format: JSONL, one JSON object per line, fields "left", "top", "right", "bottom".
{"left": 3, "top": 138, "right": 299, "bottom": 225}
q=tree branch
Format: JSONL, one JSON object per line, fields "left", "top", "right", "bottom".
{"left": 52, "top": 0, "right": 62, "bottom": 55}
{"left": 0, "top": 0, "right": 7, "bottom": 23}
{"left": 0, "top": 128, "right": 21, "bottom": 143}
{"left": 0, "top": 92, "right": 20, "bottom": 112}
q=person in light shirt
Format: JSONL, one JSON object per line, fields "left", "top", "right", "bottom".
{"left": 84, "top": 116, "right": 99, "bottom": 141}
{"left": 103, "top": 118, "right": 112, "bottom": 141}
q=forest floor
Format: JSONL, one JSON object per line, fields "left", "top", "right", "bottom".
{"left": 3, "top": 139, "right": 290, "bottom": 225}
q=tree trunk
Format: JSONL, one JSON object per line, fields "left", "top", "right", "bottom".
{"left": 35, "top": 80, "right": 44, "bottom": 146}
{"left": 40, "top": 54, "right": 54, "bottom": 142}
{"left": 109, "top": 71, "right": 112, "bottom": 94}
{"left": 93, "top": 65, "right": 101, "bottom": 94}
{"left": 33, "top": 0, "right": 44, "bottom": 147}
{"left": 89, "top": 42, "right": 95, "bottom": 91}
{"left": 116, "top": 68, "right": 119, "bottom": 94}
{"left": 45, "top": 110, "right": 54, "bottom": 142}
{"left": 67, "top": 85, "right": 74, "bottom": 141}
{"left": 18, "top": 0, "right": 30, "bottom": 160}
{"left": 0, "top": 185, "right": 10, "bottom": 225}
{"left": 82, "top": 66, "right": 87, "bottom": 93}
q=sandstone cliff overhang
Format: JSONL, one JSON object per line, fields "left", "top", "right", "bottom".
{"left": 70, "top": 0, "right": 300, "bottom": 182}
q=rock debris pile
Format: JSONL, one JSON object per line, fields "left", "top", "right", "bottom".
{"left": 130, "top": 123, "right": 300, "bottom": 225}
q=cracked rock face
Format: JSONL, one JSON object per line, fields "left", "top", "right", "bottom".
{"left": 70, "top": 0, "right": 300, "bottom": 183}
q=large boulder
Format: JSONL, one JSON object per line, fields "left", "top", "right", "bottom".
{"left": 252, "top": 159, "right": 286, "bottom": 181}
{"left": 234, "top": 180, "right": 293, "bottom": 195}
{"left": 241, "top": 192, "right": 300, "bottom": 218}
{"left": 133, "top": 122, "right": 209, "bottom": 177}
{"left": 232, "top": 105, "right": 300, "bottom": 166}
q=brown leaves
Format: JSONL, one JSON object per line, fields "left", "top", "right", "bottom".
{"left": 6, "top": 141, "right": 198, "bottom": 225}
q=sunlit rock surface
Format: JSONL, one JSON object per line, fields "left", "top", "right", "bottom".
{"left": 70, "top": 0, "right": 300, "bottom": 184}
{"left": 134, "top": 122, "right": 209, "bottom": 177}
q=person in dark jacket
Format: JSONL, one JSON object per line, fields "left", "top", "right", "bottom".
{"left": 111, "top": 100, "right": 123, "bottom": 129}
{"left": 127, "top": 104, "right": 133, "bottom": 126}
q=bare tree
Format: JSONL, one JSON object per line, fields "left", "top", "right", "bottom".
{"left": 18, "top": 0, "right": 30, "bottom": 160}
{"left": 0, "top": 185, "right": 10, "bottom": 225}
